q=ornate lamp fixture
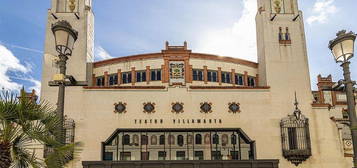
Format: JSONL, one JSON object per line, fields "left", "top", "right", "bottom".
{"left": 172, "top": 102, "right": 184, "bottom": 113}
{"left": 143, "top": 102, "right": 156, "bottom": 113}
{"left": 228, "top": 102, "right": 241, "bottom": 113}
{"left": 200, "top": 102, "right": 212, "bottom": 113}
{"left": 280, "top": 93, "right": 311, "bottom": 166}
{"left": 114, "top": 102, "right": 127, "bottom": 114}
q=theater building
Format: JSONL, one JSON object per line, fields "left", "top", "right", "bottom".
{"left": 40, "top": 0, "right": 356, "bottom": 167}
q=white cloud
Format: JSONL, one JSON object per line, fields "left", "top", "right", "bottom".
{"left": 0, "top": 44, "right": 41, "bottom": 95}
{"left": 28, "top": 78, "right": 41, "bottom": 96}
{"left": 94, "top": 46, "right": 113, "bottom": 61}
{"left": 0, "top": 44, "right": 29, "bottom": 90}
{"left": 307, "top": 0, "right": 337, "bottom": 24}
{"left": 195, "top": 0, "right": 257, "bottom": 62}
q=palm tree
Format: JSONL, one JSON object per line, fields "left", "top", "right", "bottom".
{"left": 0, "top": 90, "right": 79, "bottom": 168}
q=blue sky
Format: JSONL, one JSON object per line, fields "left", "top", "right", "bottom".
{"left": 0, "top": 0, "right": 356, "bottom": 94}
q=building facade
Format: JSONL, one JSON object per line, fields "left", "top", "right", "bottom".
{"left": 40, "top": 0, "right": 356, "bottom": 167}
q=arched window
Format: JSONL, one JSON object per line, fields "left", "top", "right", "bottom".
{"left": 159, "top": 135, "right": 165, "bottom": 145}
{"left": 141, "top": 135, "right": 148, "bottom": 145}
{"left": 231, "top": 134, "right": 237, "bottom": 145}
{"left": 122, "top": 134, "right": 130, "bottom": 145}
{"left": 195, "top": 134, "right": 202, "bottom": 144}
{"left": 213, "top": 134, "right": 219, "bottom": 145}
{"left": 177, "top": 135, "right": 184, "bottom": 146}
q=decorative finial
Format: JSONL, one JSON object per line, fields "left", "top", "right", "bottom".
{"left": 293, "top": 92, "right": 302, "bottom": 120}
{"left": 336, "top": 30, "right": 346, "bottom": 37}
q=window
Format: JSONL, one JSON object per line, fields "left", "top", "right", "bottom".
{"left": 192, "top": 69, "right": 203, "bottom": 81}
{"left": 248, "top": 77, "right": 255, "bottom": 87}
{"left": 141, "top": 135, "right": 148, "bottom": 145}
{"left": 158, "top": 151, "right": 166, "bottom": 160}
{"left": 207, "top": 71, "right": 218, "bottom": 82}
{"left": 176, "top": 151, "right": 185, "bottom": 160}
{"left": 120, "top": 152, "right": 131, "bottom": 161}
{"left": 122, "top": 134, "right": 130, "bottom": 145}
{"left": 177, "top": 135, "right": 184, "bottom": 146}
{"left": 231, "top": 134, "right": 237, "bottom": 145}
{"left": 109, "top": 74, "right": 118, "bottom": 86}
{"left": 213, "top": 134, "right": 219, "bottom": 145}
{"left": 151, "top": 69, "right": 161, "bottom": 81}
{"left": 159, "top": 135, "right": 165, "bottom": 145}
{"left": 136, "top": 71, "right": 146, "bottom": 82}
{"left": 141, "top": 152, "right": 149, "bottom": 160}
{"left": 104, "top": 152, "right": 113, "bottom": 161}
{"left": 221, "top": 72, "right": 231, "bottom": 83}
{"left": 230, "top": 151, "right": 239, "bottom": 160}
{"left": 288, "top": 128, "right": 297, "bottom": 150}
{"left": 211, "top": 151, "right": 221, "bottom": 160}
{"left": 235, "top": 74, "right": 244, "bottom": 85}
{"left": 96, "top": 76, "right": 105, "bottom": 86}
{"left": 194, "top": 151, "right": 204, "bottom": 160}
{"left": 195, "top": 134, "right": 202, "bottom": 145}
{"left": 122, "top": 72, "right": 132, "bottom": 84}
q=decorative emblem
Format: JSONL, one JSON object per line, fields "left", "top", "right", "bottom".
{"left": 143, "top": 102, "right": 156, "bottom": 113}
{"left": 172, "top": 102, "right": 184, "bottom": 113}
{"left": 274, "top": 0, "right": 281, "bottom": 13}
{"left": 114, "top": 102, "right": 127, "bottom": 113}
{"left": 170, "top": 62, "right": 185, "bottom": 79}
{"left": 200, "top": 102, "right": 212, "bottom": 113}
{"left": 69, "top": 0, "right": 76, "bottom": 12}
{"left": 228, "top": 102, "right": 241, "bottom": 113}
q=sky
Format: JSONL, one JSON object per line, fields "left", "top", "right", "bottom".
{"left": 0, "top": 0, "right": 356, "bottom": 95}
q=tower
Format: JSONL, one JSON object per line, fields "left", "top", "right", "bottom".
{"left": 256, "top": 0, "right": 312, "bottom": 100}
{"left": 41, "top": 0, "right": 94, "bottom": 102}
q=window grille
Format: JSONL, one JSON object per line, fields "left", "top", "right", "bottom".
{"left": 221, "top": 72, "right": 231, "bottom": 83}
{"left": 109, "top": 74, "right": 118, "bottom": 86}
{"left": 150, "top": 69, "right": 161, "bottom": 81}
{"left": 235, "top": 74, "right": 244, "bottom": 85}
{"left": 193, "top": 69, "right": 204, "bottom": 81}
{"left": 248, "top": 77, "right": 255, "bottom": 87}
{"left": 208, "top": 71, "right": 218, "bottom": 82}
{"left": 44, "top": 117, "right": 75, "bottom": 160}
{"left": 122, "top": 72, "right": 132, "bottom": 84}
{"left": 136, "top": 71, "right": 146, "bottom": 82}
{"left": 96, "top": 76, "right": 105, "bottom": 86}
{"left": 280, "top": 94, "right": 311, "bottom": 166}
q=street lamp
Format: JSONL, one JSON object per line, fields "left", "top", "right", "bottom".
{"left": 329, "top": 30, "right": 357, "bottom": 167}
{"left": 51, "top": 20, "right": 78, "bottom": 143}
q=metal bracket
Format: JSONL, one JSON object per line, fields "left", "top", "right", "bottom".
{"left": 292, "top": 14, "right": 300, "bottom": 21}
{"left": 270, "top": 14, "right": 277, "bottom": 21}
{"left": 49, "top": 81, "right": 88, "bottom": 87}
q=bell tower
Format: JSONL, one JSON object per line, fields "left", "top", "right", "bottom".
{"left": 256, "top": 0, "right": 312, "bottom": 100}
{"left": 41, "top": 0, "right": 94, "bottom": 101}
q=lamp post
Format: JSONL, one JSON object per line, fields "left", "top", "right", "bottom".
{"left": 329, "top": 30, "right": 357, "bottom": 167}
{"left": 51, "top": 20, "right": 78, "bottom": 143}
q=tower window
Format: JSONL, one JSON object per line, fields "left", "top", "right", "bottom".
{"left": 207, "top": 71, "right": 218, "bottom": 82}
{"left": 122, "top": 134, "right": 130, "bottom": 145}
{"left": 176, "top": 151, "right": 186, "bottom": 160}
{"left": 136, "top": 71, "right": 146, "bottom": 82}
{"left": 193, "top": 69, "right": 204, "bottom": 81}
{"left": 151, "top": 69, "right": 161, "bottom": 81}
{"left": 221, "top": 72, "right": 231, "bottom": 83}
{"left": 177, "top": 135, "right": 184, "bottom": 146}
{"left": 96, "top": 76, "right": 105, "bottom": 86}
{"left": 195, "top": 134, "right": 202, "bottom": 144}
{"left": 285, "top": 27, "right": 291, "bottom": 41}
{"left": 213, "top": 134, "right": 219, "bottom": 144}
{"left": 159, "top": 135, "right": 165, "bottom": 145}
{"left": 122, "top": 72, "right": 132, "bottom": 84}
{"left": 109, "top": 74, "right": 118, "bottom": 86}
